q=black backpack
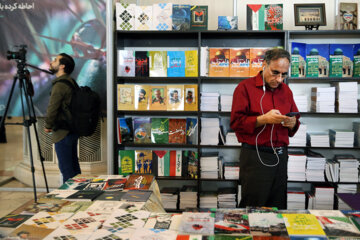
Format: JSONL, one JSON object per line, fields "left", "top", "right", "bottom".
{"left": 57, "top": 79, "right": 101, "bottom": 137}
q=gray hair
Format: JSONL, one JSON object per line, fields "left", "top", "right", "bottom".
{"left": 264, "top": 48, "right": 290, "bottom": 64}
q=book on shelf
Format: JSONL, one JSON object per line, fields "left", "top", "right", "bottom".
{"left": 150, "top": 86, "right": 167, "bottom": 110}
{"left": 151, "top": 118, "right": 169, "bottom": 143}
{"left": 154, "top": 150, "right": 170, "bottom": 177}
{"left": 167, "top": 51, "right": 185, "bottom": 77}
{"left": 134, "top": 5, "right": 152, "bottom": 30}
{"left": 183, "top": 150, "right": 198, "bottom": 179}
{"left": 250, "top": 48, "right": 267, "bottom": 77}
{"left": 200, "top": 46, "right": 209, "bottom": 77}
{"left": 190, "top": 5, "right": 208, "bottom": 30}
{"left": 117, "top": 50, "right": 135, "bottom": 77}
{"left": 264, "top": 4, "right": 283, "bottom": 30}
{"left": 117, "top": 117, "right": 133, "bottom": 144}
{"left": 354, "top": 44, "right": 360, "bottom": 77}
{"left": 65, "top": 190, "right": 103, "bottom": 201}
{"left": 230, "top": 48, "right": 250, "bottom": 77}
{"left": 135, "top": 51, "right": 149, "bottom": 77}
{"left": 118, "top": 150, "right": 135, "bottom": 176}
{"left": 133, "top": 117, "right": 151, "bottom": 143}
{"left": 247, "top": 4, "right": 265, "bottom": 30}
{"left": 172, "top": 4, "right": 191, "bottom": 31}
{"left": 185, "top": 50, "right": 198, "bottom": 77}
{"left": 338, "top": 3, "right": 358, "bottom": 30}
{"left": 209, "top": 48, "right": 230, "bottom": 77}
{"left": 124, "top": 174, "right": 155, "bottom": 190}
{"left": 218, "top": 16, "right": 238, "bottom": 30}
{"left": 117, "top": 84, "right": 134, "bottom": 111}
{"left": 306, "top": 44, "right": 329, "bottom": 77}
{"left": 167, "top": 85, "right": 184, "bottom": 111}
{"left": 186, "top": 118, "right": 198, "bottom": 145}
{"left": 329, "top": 43, "right": 354, "bottom": 77}
{"left": 115, "top": 2, "right": 135, "bottom": 31}
{"left": 135, "top": 150, "right": 153, "bottom": 174}
{"left": 169, "top": 118, "right": 186, "bottom": 144}
{"left": 152, "top": 3, "right": 172, "bottom": 31}
{"left": 149, "top": 51, "right": 167, "bottom": 77}
{"left": 184, "top": 84, "right": 198, "bottom": 111}
{"left": 291, "top": 42, "right": 307, "bottom": 77}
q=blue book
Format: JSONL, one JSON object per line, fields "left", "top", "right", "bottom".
{"left": 329, "top": 44, "right": 354, "bottom": 77}
{"left": 172, "top": 4, "right": 191, "bottom": 31}
{"left": 118, "top": 117, "right": 133, "bottom": 143}
{"left": 306, "top": 44, "right": 329, "bottom": 77}
{"left": 218, "top": 16, "right": 238, "bottom": 30}
{"left": 291, "top": 42, "right": 307, "bottom": 77}
{"left": 186, "top": 118, "right": 198, "bottom": 145}
{"left": 167, "top": 51, "right": 185, "bottom": 77}
{"left": 133, "top": 117, "right": 151, "bottom": 143}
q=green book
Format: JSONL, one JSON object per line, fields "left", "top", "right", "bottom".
{"left": 354, "top": 55, "right": 360, "bottom": 77}
{"left": 118, "top": 150, "right": 135, "bottom": 176}
{"left": 151, "top": 118, "right": 169, "bottom": 144}
{"left": 306, "top": 55, "right": 319, "bottom": 77}
{"left": 190, "top": 5, "right": 208, "bottom": 30}
{"left": 329, "top": 55, "right": 343, "bottom": 77}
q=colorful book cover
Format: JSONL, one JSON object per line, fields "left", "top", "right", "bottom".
{"left": 118, "top": 150, "right": 135, "bottom": 176}
{"left": 183, "top": 150, "right": 198, "bottom": 179}
{"left": 135, "top": 5, "right": 152, "bottom": 30}
{"left": 152, "top": 3, "right": 172, "bottom": 31}
{"left": 153, "top": 150, "right": 170, "bottom": 177}
{"left": 102, "top": 178, "right": 127, "bottom": 191}
{"left": 329, "top": 44, "right": 353, "bottom": 77}
{"left": 209, "top": 48, "right": 230, "bottom": 77}
{"left": 117, "top": 84, "right": 134, "bottom": 110}
{"left": 186, "top": 118, "right": 198, "bottom": 145}
{"left": 0, "top": 214, "right": 32, "bottom": 228}
{"left": 133, "top": 117, "right": 151, "bottom": 143}
{"left": 249, "top": 213, "right": 288, "bottom": 237}
{"left": 247, "top": 4, "right": 265, "bottom": 30}
{"left": 135, "top": 150, "right": 153, "bottom": 174}
{"left": 353, "top": 44, "right": 360, "bottom": 77}
{"left": 169, "top": 150, "right": 182, "bottom": 176}
{"left": 185, "top": 50, "right": 198, "bottom": 77}
{"left": 134, "top": 84, "right": 150, "bottom": 111}
{"left": 172, "top": 4, "right": 191, "bottom": 31}
{"left": 167, "top": 85, "right": 184, "bottom": 111}
{"left": 264, "top": 4, "right": 283, "bottom": 30}
{"left": 282, "top": 214, "right": 326, "bottom": 237}
{"left": 218, "top": 16, "right": 238, "bottom": 30}
{"left": 339, "top": 3, "right": 358, "bottom": 30}
{"left": 190, "top": 5, "right": 208, "bottom": 30}
{"left": 178, "top": 212, "right": 215, "bottom": 235}
{"left": 118, "top": 117, "right": 133, "bottom": 144}
{"left": 230, "top": 48, "right": 250, "bottom": 77}
{"left": 306, "top": 44, "right": 329, "bottom": 77}
{"left": 22, "top": 212, "right": 73, "bottom": 229}
{"left": 151, "top": 118, "right": 169, "bottom": 143}
{"left": 291, "top": 42, "right": 307, "bottom": 77}
{"left": 117, "top": 50, "right": 135, "bottom": 77}
{"left": 9, "top": 224, "right": 54, "bottom": 239}
{"left": 250, "top": 48, "right": 267, "bottom": 77}
{"left": 124, "top": 174, "right": 155, "bottom": 190}
{"left": 167, "top": 51, "right": 186, "bottom": 77}
{"left": 135, "top": 51, "right": 149, "bottom": 77}
{"left": 215, "top": 209, "right": 250, "bottom": 234}
{"left": 115, "top": 2, "right": 135, "bottom": 31}
{"left": 150, "top": 86, "right": 167, "bottom": 110}
{"left": 149, "top": 51, "right": 167, "bottom": 77}
{"left": 169, "top": 118, "right": 186, "bottom": 144}
{"left": 184, "top": 84, "right": 198, "bottom": 111}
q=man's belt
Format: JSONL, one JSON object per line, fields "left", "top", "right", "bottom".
{"left": 242, "top": 143, "right": 286, "bottom": 155}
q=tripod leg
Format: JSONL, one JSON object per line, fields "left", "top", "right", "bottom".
{"left": 0, "top": 76, "right": 18, "bottom": 135}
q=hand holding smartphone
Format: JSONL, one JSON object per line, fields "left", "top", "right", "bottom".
{"left": 285, "top": 112, "right": 300, "bottom": 117}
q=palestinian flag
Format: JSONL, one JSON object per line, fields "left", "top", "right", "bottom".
{"left": 247, "top": 4, "right": 265, "bottom": 30}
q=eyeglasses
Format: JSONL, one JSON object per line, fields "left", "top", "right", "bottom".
{"left": 270, "top": 70, "right": 288, "bottom": 79}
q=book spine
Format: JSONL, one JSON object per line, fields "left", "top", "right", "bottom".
{"left": 170, "top": 150, "right": 176, "bottom": 176}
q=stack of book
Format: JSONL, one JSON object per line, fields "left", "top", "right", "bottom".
{"left": 201, "top": 92, "right": 219, "bottom": 111}
{"left": 310, "top": 87, "right": 335, "bottom": 113}
{"left": 294, "top": 95, "right": 308, "bottom": 112}
{"left": 307, "top": 132, "right": 330, "bottom": 147}
{"left": 288, "top": 153, "right": 307, "bottom": 181}
{"left": 160, "top": 187, "right": 179, "bottom": 210}
{"left": 179, "top": 185, "right": 198, "bottom": 210}
{"left": 223, "top": 162, "right": 240, "bottom": 180}
{"left": 314, "top": 187, "right": 334, "bottom": 210}
{"left": 325, "top": 159, "right": 339, "bottom": 182}
{"left": 337, "top": 184, "right": 357, "bottom": 210}
{"left": 289, "top": 124, "right": 307, "bottom": 147}
{"left": 329, "top": 129, "right": 355, "bottom": 147}
{"left": 225, "top": 132, "right": 241, "bottom": 145}
{"left": 220, "top": 94, "right": 233, "bottom": 112}
{"left": 200, "top": 192, "right": 218, "bottom": 208}
{"left": 334, "top": 81, "right": 358, "bottom": 113}
{"left": 200, "top": 118, "right": 220, "bottom": 145}
{"left": 336, "top": 154, "right": 359, "bottom": 182}
{"left": 218, "top": 188, "right": 237, "bottom": 208}
{"left": 306, "top": 156, "right": 326, "bottom": 182}
{"left": 200, "top": 154, "right": 219, "bottom": 179}
{"left": 353, "top": 121, "right": 360, "bottom": 146}
{"left": 287, "top": 191, "right": 306, "bottom": 209}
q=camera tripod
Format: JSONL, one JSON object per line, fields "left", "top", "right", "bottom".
{"left": 0, "top": 60, "right": 50, "bottom": 202}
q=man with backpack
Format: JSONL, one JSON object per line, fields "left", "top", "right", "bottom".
{"left": 44, "top": 53, "right": 81, "bottom": 183}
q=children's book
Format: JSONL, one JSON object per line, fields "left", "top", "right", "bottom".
{"left": 167, "top": 51, "right": 186, "bottom": 77}
{"left": 172, "top": 4, "right": 191, "bottom": 31}
{"left": 218, "top": 16, "right": 238, "bottom": 30}
{"left": 186, "top": 118, "right": 198, "bottom": 145}
{"left": 169, "top": 118, "right": 186, "bottom": 144}
{"left": 135, "top": 150, "right": 153, "bottom": 174}
{"left": 115, "top": 2, "right": 135, "bottom": 31}
{"left": 291, "top": 42, "right": 307, "bottom": 77}
{"left": 118, "top": 150, "right": 135, "bottom": 176}
{"left": 118, "top": 50, "right": 135, "bottom": 77}
{"left": 134, "top": 84, "right": 150, "bottom": 111}
{"left": 152, "top": 3, "right": 172, "bottom": 31}
{"left": 209, "top": 48, "right": 230, "bottom": 77}
{"left": 230, "top": 48, "right": 250, "bottom": 77}
{"left": 133, "top": 117, "right": 151, "bottom": 143}
{"left": 149, "top": 51, "right": 167, "bottom": 77}
{"left": 117, "top": 84, "right": 135, "bottom": 110}
{"left": 167, "top": 85, "right": 185, "bottom": 111}
{"left": 184, "top": 84, "right": 198, "bottom": 111}
{"left": 118, "top": 117, "right": 133, "bottom": 144}
{"left": 190, "top": 6, "right": 208, "bottom": 30}
{"left": 124, "top": 174, "right": 155, "bottom": 190}
{"left": 135, "top": 51, "right": 149, "bottom": 77}
{"left": 185, "top": 50, "right": 199, "bottom": 77}
{"left": 135, "top": 5, "right": 152, "bottom": 30}
{"left": 151, "top": 118, "right": 169, "bottom": 143}
{"left": 250, "top": 48, "right": 267, "bottom": 77}
{"left": 264, "top": 4, "right": 283, "bottom": 30}
{"left": 150, "top": 86, "right": 167, "bottom": 110}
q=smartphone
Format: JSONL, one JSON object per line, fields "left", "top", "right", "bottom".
{"left": 285, "top": 112, "right": 300, "bottom": 117}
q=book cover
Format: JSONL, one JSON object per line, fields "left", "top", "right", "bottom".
{"left": 135, "top": 5, "right": 152, "bottom": 30}
{"left": 183, "top": 150, "right": 198, "bottom": 179}
{"left": 118, "top": 150, "right": 135, "bottom": 176}
{"left": 249, "top": 213, "right": 288, "bottom": 237}
{"left": 282, "top": 214, "right": 326, "bottom": 237}
{"left": 215, "top": 209, "right": 250, "bottom": 234}
{"left": 209, "top": 48, "right": 230, "bottom": 77}
{"left": 169, "top": 150, "right": 182, "bottom": 176}
{"left": 152, "top": 3, "right": 172, "bottom": 31}
{"left": 167, "top": 85, "right": 185, "bottom": 111}
{"left": 149, "top": 51, "right": 167, "bottom": 77}
{"left": 135, "top": 150, "right": 153, "bottom": 174}
{"left": 117, "top": 50, "right": 135, "bottom": 77}
{"left": 190, "top": 6, "right": 208, "bottom": 30}
{"left": 115, "top": 2, "right": 135, "bottom": 31}
{"left": 124, "top": 174, "right": 155, "bottom": 190}
{"left": 44, "top": 189, "right": 79, "bottom": 199}
{"left": 218, "top": 16, "right": 238, "bottom": 30}
{"left": 184, "top": 85, "right": 198, "bottom": 111}
{"left": 134, "top": 85, "right": 150, "bottom": 111}
{"left": 0, "top": 214, "right": 32, "bottom": 228}
{"left": 117, "top": 84, "right": 134, "bottom": 111}
{"left": 185, "top": 50, "right": 199, "bottom": 77}
{"left": 230, "top": 48, "right": 250, "bottom": 77}
{"left": 329, "top": 44, "right": 353, "bottom": 77}
{"left": 169, "top": 118, "right": 186, "bottom": 144}
{"left": 153, "top": 150, "right": 170, "bottom": 177}
{"left": 22, "top": 212, "right": 73, "bottom": 229}
{"left": 102, "top": 178, "right": 127, "bottom": 191}
{"left": 144, "top": 213, "right": 182, "bottom": 230}
{"left": 118, "top": 117, "right": 133, "bottom": 144}
{"left": 200, "top": 46, "right": 209, "bottom": 77}
{"left": 186, "top": 118, "right": 198, "bottom": 145}
{"left": 135, "top": 51, "right": 149, "bottom": 77}
{"left": 150, "top": 86, "right": 167, "bottom": 110}
{"left": 133, "top": 117, "right": 151, "bottom": 143}
{"left": 250, "top": 48, "right": 267, "bottom": 77}
{"left": 86, "top": 201, "right": 123, "bottom": 213}
{"left": 306, "top": 44, "right": 329, "bottom": 77}
{"left": 339, "top": 3, "right": 358, "bottom": 30}
{"left": 121, "top": 190, "right": 153, "bottom": 202}
{"left": 264, "top": 4, "right": 283, "bottom": 30}
{"left": 65, "top": 190, "right": 103, "bottom": 201}
{"left": 247, "top": 4, "right": 265, "bottom": 30}
{"left": 353, "top": 44, "right": 360, "bottom": 77}
{"left": 102, "top": 209, "right": 150, "bottom": 230}
{"left": 178, "top": 212, "right": 215, "bottom": 235}
{"left": 172, "top": 4, "right": 191, "bottom": 31}
{"left": 83, "top": 182, "right": 106, "bottom": 191}
{"left": 167, "top": 51, "right": 186, "bottom": 77}
{"left": 9, "top": 224, "right": 54, "bottom": 239}
{"left": 151, "top": 118, "right": 169, "bottom": 144}
{"left": 291, "top": 42, "right": 307, "bottom": 77}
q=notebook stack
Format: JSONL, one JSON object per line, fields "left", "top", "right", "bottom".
{"left": 329, "top": 129, "right": 355, "bottom": 147}
{"left": 200, "top": 92, "right": 219, "bottom": 111}
{"left": 200, "top": 192, "right": 218, "bottom": 208}
{"left": 306, "top": 156, "right": 326, "bottom": 182}
{"left": 334, "top": 81, "right": 358, "bottom": 113}
{"left": 200, "top": 154, "right": 219, "bottom": 179}
{"left": 289, "top": 124, "right": 307, "bottom": 147}
{"left": 223, "top": 162, "right": 240, "bottom": 180}
{"left": 218, "top": 188, "right": 237, "bottom": 208}
{"left": 310, "top": 87, "right": 335, "bottom": 113}
{"left": 288, "top": 153, "right": 307, "bottom": 181}
{"left": 160, "top": 187, "right": 179, "bottom": 210}
{"left": 294, "top": 95, "right": 308, "bottom": 112}
{"left": 200, "top": 118, "right": 220, "bottom": 145}
{"left": 335, "top": 154, "right": 359, "bottom": 182}
{"left": 307, "top": 132, "right": 330, "bottom": 147}
{"left": 314, "top": 187, "right": 334, "bottom": 210}
{"left": 287, "top": 190, "right": 306, "bottom": 209}
{"left": 220, "top": 94, "right": 233, "bottom": 112}
{"left": 179, "top": 185, "right": 198, "bottom": 210}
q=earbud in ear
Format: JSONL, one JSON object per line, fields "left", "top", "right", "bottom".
{"left": 263, "top": 85, "right": 266, "bottom": 92}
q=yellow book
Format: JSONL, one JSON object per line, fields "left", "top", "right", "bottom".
{"left": 184, "top": 84, "right": 198, "bottom": 111}
{"left": 167, "top": 85, "right": 184, "bottom": 111}
{"left": 185, "top": 50, "right": 198, "bottom": 77}
{"left": 282, "top": 214, "right": 326, "bottom": 236}
{"left": 134, "top": 85, "right": 150, "bottom": 111}
{"left": 117, "top": 84, "right": 135, "bottom": 110}
{"left": 150, "top": 86, "right": 167, "bottom": 111}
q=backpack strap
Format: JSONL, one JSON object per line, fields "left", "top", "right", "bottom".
{"left": 56, "top": 78, "right": 79, "bottom": 90}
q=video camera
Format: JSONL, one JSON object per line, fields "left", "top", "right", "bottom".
{"left": 7, "top": 45, "right": 27, "bottom": 62}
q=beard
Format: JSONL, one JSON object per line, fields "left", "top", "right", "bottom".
{"left": 49, "top": 65, "right": 58, "bottom": 74}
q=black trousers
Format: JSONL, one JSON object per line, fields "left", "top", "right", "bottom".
{"left": 239, "top": 146, "right": 288, "bottom": 209}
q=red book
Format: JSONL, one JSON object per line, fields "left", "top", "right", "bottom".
{"left": 170, "top": 150, "right": 177, "bottom": 176}
{"left": 169, "top": 119, "right": 186, "bottom": 144}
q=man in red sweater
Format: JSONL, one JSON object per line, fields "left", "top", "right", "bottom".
{"left": 230, "top": 48, "right": 300, "bottom": 209}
